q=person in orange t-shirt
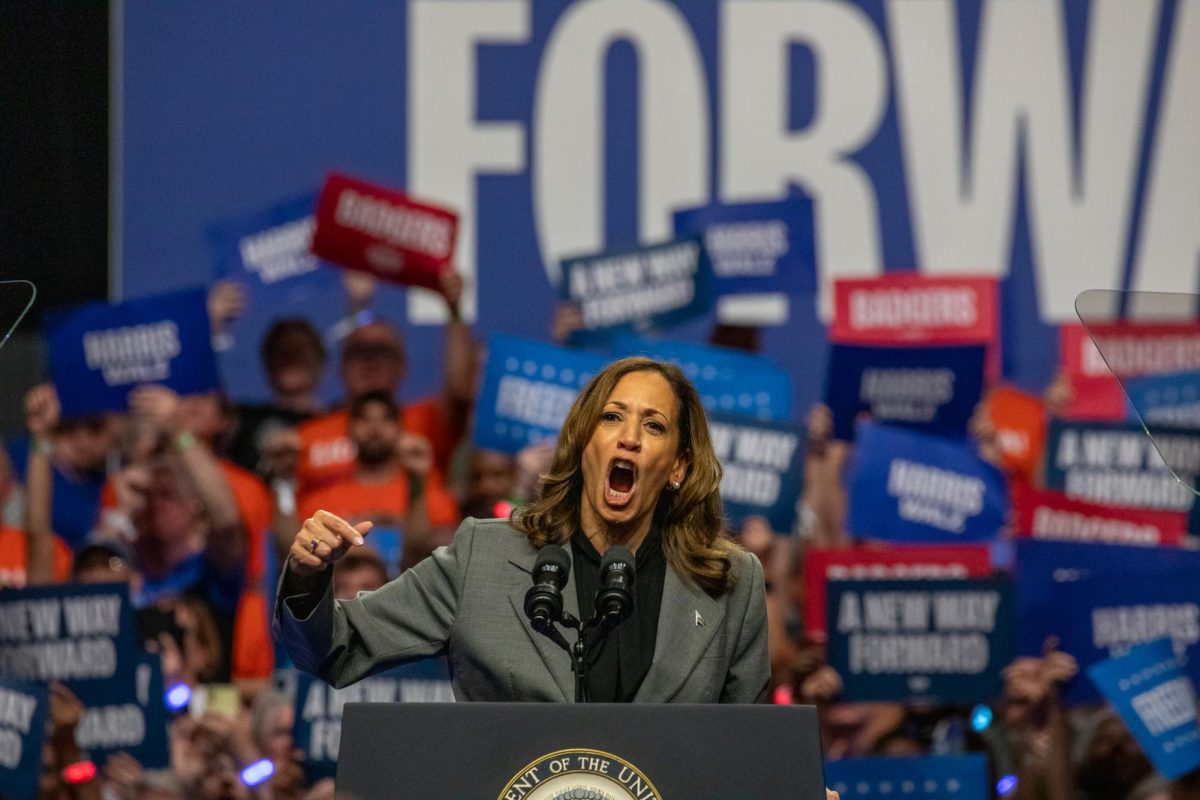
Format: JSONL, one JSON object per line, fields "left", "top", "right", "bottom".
{"left": 296, "top": 272, "right": 475, "bottom": 495}
{"left": 0, "top": 527, "right": 72, "bottom": 588}
{"left": 299, "top": 391, "right": 460, "bottom": 573}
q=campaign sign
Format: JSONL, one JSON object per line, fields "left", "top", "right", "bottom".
{"left": 803, "top": 545, "right": 993, "bottom": 639}
{"left": 473, "top": 335, "right": 606, "bottom": 454}
{"left": 1014, "top": 540, "right": 1200, "bottom": 704}
{"left": 1088, "top": 639, "right": 1200, "bottom": 779}
{"left": 1124, "top": 370, "right": 1200, "bottom": 429}
{"left": 45, "top": 289, "right": 219, "bottom": 418}
{"left": 209, "top": 193, "right": 328, "bottom": 293}
{"left": 1012, "top": 486, "right": 1186, "bottom": 547}
{"left": 826, "top": 578, "right": 1013, "bottom": 704}
{"left": 0, "top": 675, "right": 47, "bottom": 800}
{"left": 1044, "top": 419, "right": 1199, "bottom": 514}
{"left": 824, "top": 343, "right": 986, "bottom": 442}
{"left": 611, "top": 335, "right": 791, "bottom": 421}
{"left": 824, "top": 754, "right": 988, "bottom": 800}
{"left": 1059, "top": 323, "right": 1124, "bottom": 420}
{"left": 847, "top": 423, "right": 1008, "bottom": 543}
{"left": 832, "top": 275, "right": 998, "bottom": 343}
{"left": 0, "top": 583, "right": 169, "bottom": 768}
{"left": 311, "top": 172, "right": 458, "bottom": 292}
{"left": 292, "top": 660, "right": 453, "bottom": 781}
{"left": 832, "top": 275, "right": 1000, "bottom": 378}
{"left": 1060, "top": 323, "right": 1200, "bottom": 421}
{"left": 984, "top": 385, "right": 1047, "bottom": 483}
{"left": 560, "top": 238, "right": 714, "bottom": 343}
{"left": 707, "top": 411, "right": 804, "bottom": 533}
{"left": 125, "top": 657, "right": 171, "bottom": 767}
{"left": 671, "top": 195, "right": 815, "bottom": 296}
{"left": 207, "top": 193, "right": 345, "bottom": 338}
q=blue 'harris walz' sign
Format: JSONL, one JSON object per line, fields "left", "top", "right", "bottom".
{"left": 1015, "top": 540, "right": 1200, "bottom": 705}
{"left": 672, "top": 192, "right": 816, "bottom": 296}
{"left": 847, "top": 423, "right": 1008, "bottom": 543}
{"left": 45, "top": 288, "right": 219, "bottom": 419}
{"left": 206, "top": 193, "right": 347, "bottom": 392}
{"left": 823, "top": 343, "right": 986, "bottom": 442}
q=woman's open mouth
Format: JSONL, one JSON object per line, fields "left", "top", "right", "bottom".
{"left": 605, "top": 458, "right": 638, "bottom": 507}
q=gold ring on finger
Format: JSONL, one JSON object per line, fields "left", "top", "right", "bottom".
{"left": 309, "top": 538, "right": 319, "bottom": 554}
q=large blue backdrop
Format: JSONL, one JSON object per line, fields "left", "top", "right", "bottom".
{"left": 116, "top": 0, "right": 1197, "bottom": 412}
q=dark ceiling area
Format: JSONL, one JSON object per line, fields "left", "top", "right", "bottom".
{"left": 0, "top": 2, "right": 109, "bottom": 325}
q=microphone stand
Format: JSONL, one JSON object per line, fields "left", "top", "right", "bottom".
{"left": 537, "top": 611, "right": 587, "bottom": 703}
{"left": 537, "top": 612, "right": 619, "bottom": 703}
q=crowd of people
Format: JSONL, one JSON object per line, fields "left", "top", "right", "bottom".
{"left": 1, "top": 270, "right": 1194, "bottom": 800}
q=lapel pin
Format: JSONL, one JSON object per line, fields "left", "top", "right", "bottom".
{"left": 694, "top": 610, "right": 705, "bottom": 627}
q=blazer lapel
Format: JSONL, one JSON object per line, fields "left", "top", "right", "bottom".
{"left": 506, "top": 542, "right": 580, "bottom": 702}
{"left": 634, "top": 566, "right": 724, "bottom": 702}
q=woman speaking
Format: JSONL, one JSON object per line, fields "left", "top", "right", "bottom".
{"left": 275, "top": 356, "right": 769, "bottom": 703}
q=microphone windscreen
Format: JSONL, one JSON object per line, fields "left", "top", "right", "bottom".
{"left": 599, "top": 545, "right": 635, "bottom": 582}
{"left": 533, "top": 545, "right": 571, "bottom": 585}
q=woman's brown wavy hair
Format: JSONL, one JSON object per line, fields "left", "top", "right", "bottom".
{"left": 512, "top": 356, "right": 741, "bottom": 596}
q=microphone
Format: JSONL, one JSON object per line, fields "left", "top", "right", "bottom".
{"left": 596, "top": 546, "right": 635, "bottom": 631}
{"left": 524, "top": 545, "right": 571, "bottom": 635}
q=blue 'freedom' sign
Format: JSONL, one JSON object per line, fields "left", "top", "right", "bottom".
{"left": 612, "top": 335, "right": 791, "bottom": 421}
{"left": 824, "top": 754, "right": 988, "bottom": 800}
{"left": 473, "top": 334, "right": 606, "bottom": 454}
{"left": 1088, "top": 639, "right": 1200, "bottom": 779}
{"left": 45, "top": 289, "right": 219, "bottom": 418}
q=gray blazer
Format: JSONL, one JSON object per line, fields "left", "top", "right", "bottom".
{"left": 275, "top": 517, "right": 769, "bottom": 703}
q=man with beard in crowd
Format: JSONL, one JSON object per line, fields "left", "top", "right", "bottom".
{"left": 295, "top": 391, "right": 459, "bottom": 574}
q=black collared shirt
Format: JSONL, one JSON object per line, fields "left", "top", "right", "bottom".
{"left": 571, "top": 527, "right": 667, "bottom": 702}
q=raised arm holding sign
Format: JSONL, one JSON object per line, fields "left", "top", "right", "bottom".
{"left": 311, "top": 173, "right": 458, "bottom": 293}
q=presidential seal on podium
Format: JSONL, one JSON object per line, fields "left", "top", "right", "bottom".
{"left": 498, "top": 748, "right": 662, "bottom": 800}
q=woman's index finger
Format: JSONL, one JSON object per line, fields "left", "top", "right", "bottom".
{"left": 314, "top": 509, "right": 366, "bottom": 546}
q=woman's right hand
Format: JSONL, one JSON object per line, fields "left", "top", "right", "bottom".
{"left": 288, "top": 510, "right": 374, "bottom": 577}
